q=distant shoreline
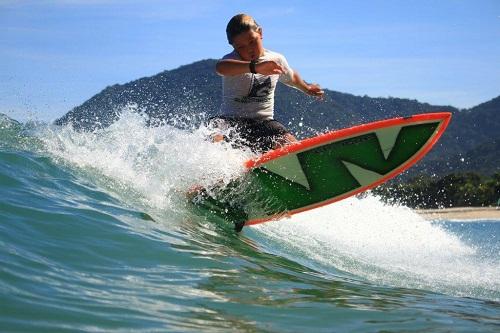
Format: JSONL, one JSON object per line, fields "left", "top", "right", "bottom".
{"left": 416, "top": 207, "right": 500, "bottom": 221}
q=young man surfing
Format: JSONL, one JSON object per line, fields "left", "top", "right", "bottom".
{"left": 190, "top": 14, "right": 325, "bottom": 231}
{"left": 210, "top": 13, "right": 324, "bottom": 153}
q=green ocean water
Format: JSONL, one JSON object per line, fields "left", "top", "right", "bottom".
{"left": 0, "top": 112, "right": 499, "bottom": 332}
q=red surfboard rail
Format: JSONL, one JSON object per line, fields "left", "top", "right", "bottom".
{"left": 244, "top": 112, "right": 451, "bottom": 226}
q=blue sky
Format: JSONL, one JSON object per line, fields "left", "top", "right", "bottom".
{"left": 1, "top": 0, "right": 499, "bottom": 121}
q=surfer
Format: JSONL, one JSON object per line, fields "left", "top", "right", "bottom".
{"left": 190, "top": 14, "right": 325, "bottom": 231}
{"left": 209, "top": 13, "right": 325, "bottom": 153}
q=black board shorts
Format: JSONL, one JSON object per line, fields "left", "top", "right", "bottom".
{"left": 208, "top": 116, "right": 292, "bottom": 153}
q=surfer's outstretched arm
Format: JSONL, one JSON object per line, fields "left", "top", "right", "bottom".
{"left": 289, "top": 70, "right": 325, "bottom": 99}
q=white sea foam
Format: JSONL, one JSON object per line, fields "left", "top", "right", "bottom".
{"left": 252, "top": 195, "right": 500, "bottom": 300}
{"left": 38, "top": 107, "right": 252, "bottom": 209}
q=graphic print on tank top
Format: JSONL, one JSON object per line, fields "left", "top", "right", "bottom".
{"left": 249, "top": 76, "right": 272, "bottom": 98}
{"left": 241, "top": 75, "right": 272, "bottom": 102}
{"left": 232, "top": 74, "right": 274, "bottom": 105}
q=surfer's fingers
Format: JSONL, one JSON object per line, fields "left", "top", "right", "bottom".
{"left": 306, "top": 84, "right": 325, "bottom": 98}
{"left": 309, "top": 83, "right": 322, "bottom": 91}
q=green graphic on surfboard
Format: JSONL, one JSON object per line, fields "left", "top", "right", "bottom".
{"left": 191, "top": 113, "right": 451, "bottom": 230}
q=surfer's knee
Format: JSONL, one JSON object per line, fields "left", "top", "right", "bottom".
{"left": 212, "top": 133, "right": 225, "bottom": 143}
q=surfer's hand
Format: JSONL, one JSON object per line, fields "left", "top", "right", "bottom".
{"left": 306, "top": 84, "right": 325, "bottom": 100}
{"left": 255, "top": 61, "right": 284, "bottom": 75}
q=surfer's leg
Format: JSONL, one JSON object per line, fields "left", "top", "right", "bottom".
{"left": 246, "top": 119, "right": 296, "bottom": 152}
{"left": 206, "top": 117, "right": 232, "bottom": 143}
{"left": 207, "top": 116, "right": 296, "bottom": 152}
{"left": 207, "top": 116, "right": 254, "bottom": 151}
{"left": 186, "top": 118, "right": 231, "bottom": 202}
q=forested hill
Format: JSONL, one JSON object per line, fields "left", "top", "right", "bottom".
{"left": 55, "top": 59, "right": 499, "bottom": 176}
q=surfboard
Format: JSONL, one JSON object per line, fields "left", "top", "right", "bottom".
{"left": 191, "top": 112, "right": 451, "bottom": 230}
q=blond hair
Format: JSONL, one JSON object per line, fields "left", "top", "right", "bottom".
{"left": 226, "top": 14, "right": 261, "bottom": 44}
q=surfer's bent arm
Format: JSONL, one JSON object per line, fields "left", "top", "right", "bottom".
{"left": 289, "top": 70, "right": 325, "bottom": 99}
{"left": 216, "top": 59, "right": 285, "bottom": 76}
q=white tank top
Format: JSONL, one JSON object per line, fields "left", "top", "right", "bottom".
{"left": 219, "top": 49, "right": 295, "bottom": 120}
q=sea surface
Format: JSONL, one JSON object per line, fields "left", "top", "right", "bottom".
{"left": 1, "top": 112, "right": 499, "bottom": 332}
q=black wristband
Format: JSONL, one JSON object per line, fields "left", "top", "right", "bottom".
{"left": 249, "top": 60, "right": 257, "bottom": 74}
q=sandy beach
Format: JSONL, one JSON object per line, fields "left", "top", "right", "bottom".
{"left": 416, "top": 207, "right": 500, "bottom": 221}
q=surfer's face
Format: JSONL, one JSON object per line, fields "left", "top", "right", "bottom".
{"left": 232, "top": 29, "right": 264, "bottom": 61}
